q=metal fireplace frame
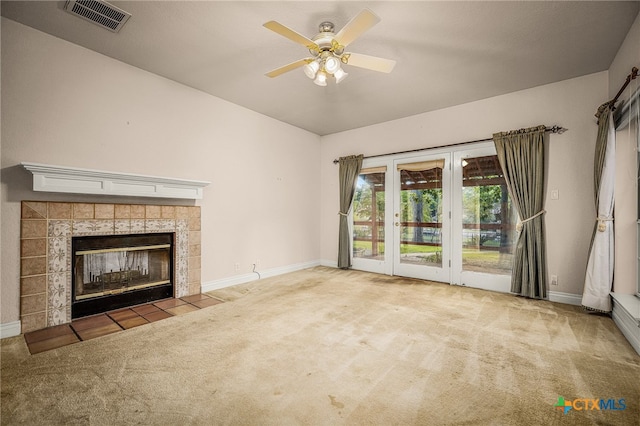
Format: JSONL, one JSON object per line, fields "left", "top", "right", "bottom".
{"left": 71, "top": 232, "right": 175, "bottom": 319}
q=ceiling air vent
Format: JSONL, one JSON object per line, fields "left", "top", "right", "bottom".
{"left": 64, "top": 0, "right": 131, "bottom": 33}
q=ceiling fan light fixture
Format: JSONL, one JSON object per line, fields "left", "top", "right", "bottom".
{"left": 334, "top": 68, "right": 348, "bottom": 83}
{"left": 324, "top": 55, "right": 341, "bottom": 74}
{"left": 263, "top": 9, "right": 395, "bottom": 86}
{"left": 303, "top": 60, "right": 320, "bottom": 79}
{"left": 314, "top": 70, "right": 328, "bottom": 86}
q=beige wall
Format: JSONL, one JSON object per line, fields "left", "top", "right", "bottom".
{"left": 320, "top": 72, "right": 608, "bottom": 297}
{"left": 1, "top": 19, "right": 321, "bottom": 324}
{"left": 3, "top": 11, "right": 638, "bottom": 328}
{"left": 609, "top": 11, "right": 640, "bottom": 294}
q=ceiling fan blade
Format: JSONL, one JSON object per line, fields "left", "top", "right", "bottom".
{"left": 344, "top": 53, "right": 396, "bottom": 73}
{"left": 263, "top": 21, "right": 318, "bottom": 50}
{"left": 334, "top": 9, "right": 381, "bottom": 48}
{"left": 265, "top": 58, "right": 312, "bottom": 78}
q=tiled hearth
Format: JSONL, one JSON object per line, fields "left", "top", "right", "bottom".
{"left": 20, "top": 201, "right": 202, "bottom": 333}
{"left": 24, "top": 293, "right": 222, "bottom": 354}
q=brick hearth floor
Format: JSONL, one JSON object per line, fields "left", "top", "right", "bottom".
{"left": 23, "top": 294, "right": 224, "bottom": 355}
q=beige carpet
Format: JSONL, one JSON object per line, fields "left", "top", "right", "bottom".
{"left": 2, "top": 267, "right": 639, "bottom": 425}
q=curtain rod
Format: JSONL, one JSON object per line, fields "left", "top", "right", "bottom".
{"left": 332, "top": 125, "right": 567, "bottom": 164}
{"left": 603, "top": 67, "right": 638, "bottom": 115}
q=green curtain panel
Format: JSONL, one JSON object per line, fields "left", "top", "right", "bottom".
{"left": 593, "top": 103, "right": 613, "bottom": 216}
{"left": 494, "top": 126, "right": 547, "bottom": 299}
{"left": 338, "top": 155, "right": 363, "bottom": 269}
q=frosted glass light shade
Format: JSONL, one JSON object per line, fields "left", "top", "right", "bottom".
{"left": 314, "top": 71, "right": 327, "bottom": 86}
{"left": 324, "top": 56, "right": 340, "bottom": 74}
{"left": 334, "top": 68, "right": 348, "bottom": 83}
{"left": 303, "top": 60, "right": 320, "bottom": 79}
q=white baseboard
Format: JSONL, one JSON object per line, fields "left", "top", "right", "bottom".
{"left": 203, "top": 264, "right": 587, "bottom": 310}
{"left": 547, "top": 291, "right": 582, "bottom": 306}
{"left": 0, "top": 321, "right": 21, "bottom": 339}
{"left": 316, "top": 267, "right": 586, "bottom": 307}
{"left": 320, "top": 259, "right": 338, "bottom": 268}
{"left": 201, "top": 260, "right": 321, "bottom": 292}
{"left": 611, "top": 293, "right": 640, "bottom": 356}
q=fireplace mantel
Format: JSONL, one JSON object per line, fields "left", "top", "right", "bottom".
{"left": 22, "top": 162, "right": 210, "bottom": 199}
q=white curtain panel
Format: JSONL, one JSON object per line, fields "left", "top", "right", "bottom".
{"left": 582, "top": 110, "right": 616, "bottom": 312}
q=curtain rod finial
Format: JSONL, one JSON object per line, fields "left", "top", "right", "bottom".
{"left": 548, "top": 125, "right": 567, "bottom": 134}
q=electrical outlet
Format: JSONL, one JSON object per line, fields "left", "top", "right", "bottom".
{"left": 551, "top": 275, "right": 558, "bottom": 286}
{"left": 234, "top": 263, "right": 240, "bottom": 272}
{"left": 255, "top": 259, "right": 260, "bottom": 267}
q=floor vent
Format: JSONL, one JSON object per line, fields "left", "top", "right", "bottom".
{"left": 64, "top": 0, "right": 131, "bottom": 33}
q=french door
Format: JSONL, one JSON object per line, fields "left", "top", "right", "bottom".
{"left": 393, "top": 154, "right": 451, "bottom": 282}
{"left": 351, "top": 160, "right": 392, "bottom": 275}
{"left": 451, "top": 146, "right": 516, "bottom": 292}
{"left": 351, "top": 142, "right": 516, "bottom": 292}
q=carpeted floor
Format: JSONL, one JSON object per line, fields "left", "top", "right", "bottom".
{"left": 2, "top": 267, "right": 639, "bottom": 425}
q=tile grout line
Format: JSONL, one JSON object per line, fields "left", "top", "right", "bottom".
{"left": 69, "top": 324, "right": 83, "bottom": 342}
{"left": 107, "top": 313, "right": 127, "bottom": 332}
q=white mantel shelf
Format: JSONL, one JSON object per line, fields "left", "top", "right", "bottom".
{"left": 22, "top": 162, "right": 210, "bottom": 200}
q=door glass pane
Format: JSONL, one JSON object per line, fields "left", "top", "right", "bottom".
{"left": 399, "top": 161, "right": 443, "bottom": 267}
{"left": 353, "top": 172, "right": 385, "bottom": 260}
{"left": 461, "top": 155, "right": 517, "bottom": 274}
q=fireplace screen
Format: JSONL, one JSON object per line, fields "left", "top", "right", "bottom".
{"left": 72, "top": 233, "right": 174, "bottom": 318}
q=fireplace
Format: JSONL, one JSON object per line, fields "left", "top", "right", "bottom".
{"left": 72, "top": 233, "right": 174, "bottom": 318}
{"left": 19, "top": 201, "right": 203, "bottom": 333}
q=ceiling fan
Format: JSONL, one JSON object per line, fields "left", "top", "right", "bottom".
{"left": 263, "top": 9, "right": 396, "bottom": 86}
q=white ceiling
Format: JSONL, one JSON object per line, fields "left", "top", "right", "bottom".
{"left": 2, "top": 1, "right": 638, "bottom": 136}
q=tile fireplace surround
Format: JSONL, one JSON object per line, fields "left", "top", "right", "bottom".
{"left": 20, "top": 201, "right": 202, "bottom": 333}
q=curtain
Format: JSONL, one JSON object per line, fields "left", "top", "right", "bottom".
{"left": 582, "top": 103, "right": 616, "bottom": 312}
{"left": 493, "top": 125, "right": 547, "bottom": 299}
{"left": 338, "top": 155, "right": 363, "bottom": 269}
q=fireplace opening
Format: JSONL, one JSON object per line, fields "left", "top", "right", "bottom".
{"left": 72, "top": 233, "right": 174, "bottom": 319}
